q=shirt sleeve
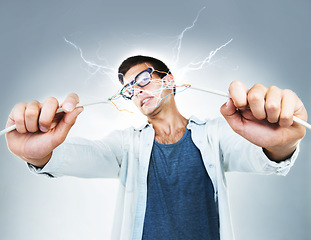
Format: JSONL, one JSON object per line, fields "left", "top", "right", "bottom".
{"left": 28, "top": 129, "right": 125, "bottom": 178}
{"left": 217, "top": 118, "right": 299, "bottom": 176}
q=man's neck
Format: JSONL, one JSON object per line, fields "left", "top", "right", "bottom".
{"left": 147, "top": 99, "right": 188, "bottom": 144}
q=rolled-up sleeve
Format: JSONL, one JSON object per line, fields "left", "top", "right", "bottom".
{"left": 28, "top": 130, "right": 125, "bottom": 178}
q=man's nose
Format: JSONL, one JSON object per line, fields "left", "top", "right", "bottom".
{"left": 134, "top": 86, "right": 144, "bottom": 97}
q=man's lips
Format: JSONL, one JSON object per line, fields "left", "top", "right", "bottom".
{"left": 141, "top": 97, "right": 154, "bottom": 107}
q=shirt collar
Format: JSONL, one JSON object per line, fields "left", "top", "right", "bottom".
{"left": 134, "top": 115, "right": 206, "bottom": 131}
{"left": 187, "top": 115, "right": 206, "bottom": 129}
{"left": 134, "top": 121, "right": 152, "bottom": 131}
{"left": 188, "top": 115, "right": 206, "bottom": 125}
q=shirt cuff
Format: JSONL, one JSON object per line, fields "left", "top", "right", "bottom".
{"left": 27, "top": 145, "right": 65, "bottom": 178}
{"left": 257, "top": 143, "right": 300, "bottom": 176}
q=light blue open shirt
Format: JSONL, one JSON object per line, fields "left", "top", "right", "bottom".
{"left": 29, "top": 116, "right": 298, "bottom": 240}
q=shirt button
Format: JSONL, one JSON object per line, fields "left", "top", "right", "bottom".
{"left": 209, "top": 164, "right": 214, "bottom": 168}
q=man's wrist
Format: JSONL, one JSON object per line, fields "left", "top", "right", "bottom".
{"left": 22, "top": 152, "right": 52, "bottom": 168}
{"left": 263, "top": 144, "right": 297, "bottom": 162}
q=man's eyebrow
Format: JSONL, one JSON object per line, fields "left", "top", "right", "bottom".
{"left": 124, "top": 73, "right": 136, "bottom": 83}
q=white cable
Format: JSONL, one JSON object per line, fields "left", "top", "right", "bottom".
{"left": 188, "top": 85, "right": 311, "bottom": 131}
{"left": 1, "top": 88, "right": 310, "bottom": 136}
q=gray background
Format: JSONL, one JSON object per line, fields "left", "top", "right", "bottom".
{"left": 0, "top": 0, "right": 310, "bottom": 239}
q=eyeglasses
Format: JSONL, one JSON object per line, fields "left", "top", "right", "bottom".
{"left": 119, "top": 67, "right": 154, "bottom": 100}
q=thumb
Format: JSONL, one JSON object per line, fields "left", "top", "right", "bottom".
{"left": 220, "top": 98, "right": 243, "bottom": 133}
{"left": 52, "top": 107, "right": 84, "bottom": 147}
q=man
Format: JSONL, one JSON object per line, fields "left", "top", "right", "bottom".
{"left": 6, "top": 55, "right": 307, "bottom": 239}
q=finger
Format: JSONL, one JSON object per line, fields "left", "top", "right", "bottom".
{"left": 25, "top": 100, "right": 41, "bottom": 132}
{"left": 52, "top": 107, "right": 84, "bottom": 147}
{"left": 220, "top": 98, "right": 243, "bottom": 134}
{"left": 39, "top": 97, "right": 59, "bottom": 132}
{"left": 61, "top": 93, "right": 80, "bottom": 113}
{"left": 9, "top": 102, "right": 27, "bottom": 133}
{"left": 265, "top": 86, "right": 282, "bottom": 123}
{"left": 247, "top": 83, "right": 267, "bottom": 120}
{"left": 279, "top": 89, "right": 297, "bottom": 128}
{"left": 293, "top": 97, "right": 307, "bottom": 121}
{"left": 228, "top": 81, "right": 248, "bottom": 109}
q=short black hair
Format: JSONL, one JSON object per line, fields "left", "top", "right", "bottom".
{"left": 118, "top": 55, "right": 171, "bottom": 85}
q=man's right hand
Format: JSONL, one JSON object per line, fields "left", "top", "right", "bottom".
{"left": 5, "top": 93, "right": 83, "bottom": 167}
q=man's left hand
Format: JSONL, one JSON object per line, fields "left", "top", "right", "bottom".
{"left": 220, "top": 81, "right": 307, "bottom": 161}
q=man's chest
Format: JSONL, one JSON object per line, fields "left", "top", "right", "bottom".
{"left": 154, "top": 128, "right": 186, "bottom": 144}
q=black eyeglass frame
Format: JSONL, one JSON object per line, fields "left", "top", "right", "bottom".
{"left": 119, "top": 67, "right": 154, "bottom": 100}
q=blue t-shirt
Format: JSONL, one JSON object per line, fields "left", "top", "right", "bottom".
{"left": 142, "top": 128, "right": 220, "bottom": 240}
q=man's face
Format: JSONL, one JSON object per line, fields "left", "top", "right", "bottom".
{"left": 123, "top": 63, "right": 173, "bottom": 116}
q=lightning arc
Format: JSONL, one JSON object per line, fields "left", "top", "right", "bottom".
{"left": 62, "top": 6, "right": 234, "bottom": 116}
{"left": 181, "top": 38, "right": 233, "bottom": 72}
{"left": 64, "top": 37, "right": 117, "bottom": 82}
{"left": 63, "top": 7, "right": 234, "bottom": 107}
{"left": 172, "top": 6, "right": 206, "bottom": 68}
{"left": 169, "top": 7, "right": 234, "bottom": 81}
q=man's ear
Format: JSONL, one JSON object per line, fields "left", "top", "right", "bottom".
{"left": 164, "top": 74, "right": 175, "bottom": 88}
